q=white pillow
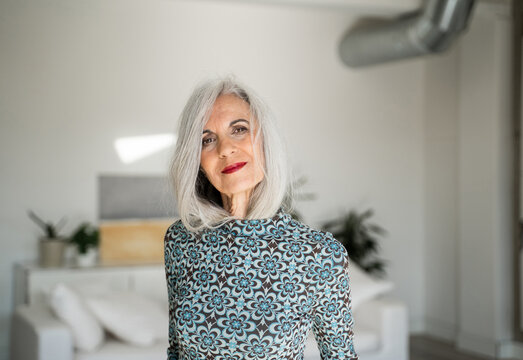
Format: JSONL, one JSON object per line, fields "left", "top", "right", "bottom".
{"left": 348, "top": 263, "right": 394, "bottom": 311}
{"left": 82, "top": 291, "right": 169, "bottom": 347}
{"left": 48, "top": 283, "right": 105, "bottom": 352}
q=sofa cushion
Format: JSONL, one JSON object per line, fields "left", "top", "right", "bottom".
{"left": 83, "top": 290, "right": 169, "bottom": 347}
{"left": 76, "top": 337, "right": 169, "bottom": 360}
{"left": 349, "top": 263, "right": 394, "bottom": 310}
{"left": 48, "top": 283, "right": 105, "bottom": 352}
{"left": 353, "top": 326, "right": 380, "bottom": 353}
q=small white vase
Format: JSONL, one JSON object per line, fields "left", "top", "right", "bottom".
{"left": 63, "top": 243, "right": 77, "bottom": 266}
{"left": 76, "top": 248, "right": 98, "bottom": 267}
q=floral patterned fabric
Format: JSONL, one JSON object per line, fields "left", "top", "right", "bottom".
{"left": 164, "top": 207, "right": 358, "bottom": 360}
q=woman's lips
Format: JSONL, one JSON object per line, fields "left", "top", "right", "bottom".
{"left": 221, "top": 162, "right": 247, "bottom": 174}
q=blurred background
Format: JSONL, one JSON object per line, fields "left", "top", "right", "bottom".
{"left": 0, "top": 0, "right": 520, "bottom": 359}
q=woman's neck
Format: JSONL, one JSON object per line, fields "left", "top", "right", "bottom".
{"left": 221, "top": 190, "right": 252, "bottom": 219}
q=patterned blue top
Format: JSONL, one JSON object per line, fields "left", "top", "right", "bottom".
{"left": 164, "top": 207, "right": 358, "bottom": 360}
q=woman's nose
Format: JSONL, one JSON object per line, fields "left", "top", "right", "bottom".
{"left": 218, "top": 138, "right": 236, "bottom": 158}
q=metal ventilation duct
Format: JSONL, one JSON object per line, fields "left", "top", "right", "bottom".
{"left": 339, "top": 0, "right": 476, "bottom": 68}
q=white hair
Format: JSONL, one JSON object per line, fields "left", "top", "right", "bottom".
{"left": 168, "top": 75, "right": 295, "bottom": 233}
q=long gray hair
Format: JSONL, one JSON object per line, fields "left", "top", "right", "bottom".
{"left": 168, "top": 75, "right": 294, "bottom": 233}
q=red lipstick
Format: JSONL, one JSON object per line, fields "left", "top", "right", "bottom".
{"left": 222, "top": 162, "right": 247, "bottom": 174}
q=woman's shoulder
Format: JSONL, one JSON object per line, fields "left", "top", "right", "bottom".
{"left": 286, "top": 216, "right": 332, "bottom": 239}
{"left": 287, "top": 217, "right": 341, "bottom": 243}
{"left": 164, "top": 217, "right": 192, "bottom": 242}
{"left": 288, "top": 217, "right": 349, "bottom": 261}
{"left": 166, "top": 217, "right": 182, "bottom": 230}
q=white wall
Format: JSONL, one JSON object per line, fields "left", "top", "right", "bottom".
{"left": 422, "top": 2, "right": 516, "bottom": 358}
{"left": 2, "top": 0, "right": 519, "bottom": 359}
{"left": 456, "top": 4, "right": 513, "bottom": 357}
{"left": 422, "top": 32, "right": 460, "bottom": 341}
{"left": 0, "top": 0, "right": 427, "bottom": 358}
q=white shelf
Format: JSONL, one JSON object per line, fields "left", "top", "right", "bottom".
{"left": 16, "top": 259, "right": 163, "bottom": 271}
{"left": 189, "top": 0, "right": 423, "bottom": 15}
{"left": 13, "top": 261, "right": 166, "bottom": 308}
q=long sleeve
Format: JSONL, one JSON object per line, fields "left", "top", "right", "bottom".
{"left": 164, "top": 226, "right": 180, "bottom": 360}
{"left": 311, "top": 238, "right": 358, "bottom": 360}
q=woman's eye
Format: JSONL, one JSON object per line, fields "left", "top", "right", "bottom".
{"left": 202, "top": 137, "right": 214, "bottom": 146}
{"left": 233, "top": 126, "right": 248, "bottom": 134}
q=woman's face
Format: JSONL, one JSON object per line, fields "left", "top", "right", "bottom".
{"left": 200, "top": 94, "right": 265, "bottom": 199}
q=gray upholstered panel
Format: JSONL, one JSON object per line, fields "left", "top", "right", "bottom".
{"left": 98, "top": 175, "right": 176, "bottom": 220}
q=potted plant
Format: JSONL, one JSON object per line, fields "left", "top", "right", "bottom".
{"left": 322, "top": 208, "right": 388, "bottom": 278}
{"left": 69, "top": 222, "right": 99, "bottom": 267}
{"left": 28, "top": 210, "right": 68, "bottom": 267}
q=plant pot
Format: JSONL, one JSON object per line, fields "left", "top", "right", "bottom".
{"left": 39, "top": 237, "right": 67, "bottom": 267}
{"left": 76, "top": 247, "right": 98, "bottom": 267}
{"left": 63, "top": 243, "right": 77, "bottom": 266}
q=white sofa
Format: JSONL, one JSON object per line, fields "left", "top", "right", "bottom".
{"left": 10, "top": 263, "right": 408, "bottom": 360}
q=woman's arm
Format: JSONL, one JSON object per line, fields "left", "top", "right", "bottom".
{"left": 311, "top": 237, "right": 358, "bottom": 360}
{"left": 164, "top": 225, "right": 180, "bottom": 360}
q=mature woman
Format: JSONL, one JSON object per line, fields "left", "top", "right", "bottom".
{"left": 165, "top": 75, "right": 358, "bottom": 360}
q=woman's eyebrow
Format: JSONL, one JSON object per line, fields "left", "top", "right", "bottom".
{"left": 202, "top": 119, "right": 249, "bottom": 135}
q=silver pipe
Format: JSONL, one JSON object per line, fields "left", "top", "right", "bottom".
{"left": 339, "top": 0, "right": 476, "bottom": 68}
